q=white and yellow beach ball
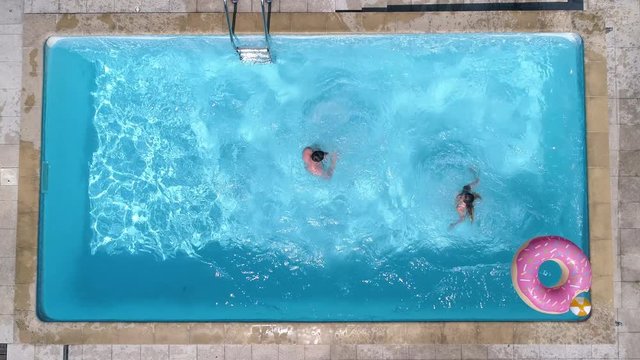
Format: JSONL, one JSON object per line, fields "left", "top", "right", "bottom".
{"left": 570, "top": 296, "right": 591, "bottom": 317}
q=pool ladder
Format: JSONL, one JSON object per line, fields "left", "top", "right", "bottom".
{"left": 223, "top": 0, "right": 273, "bottom": 63}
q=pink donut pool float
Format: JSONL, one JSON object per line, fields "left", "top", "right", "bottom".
{"left": 511, "top": 235, "right": 591, "bottom": 315}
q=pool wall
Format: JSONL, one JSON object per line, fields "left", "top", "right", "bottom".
{"left": 14, "top": 10, "right": 614, "bottom": 345}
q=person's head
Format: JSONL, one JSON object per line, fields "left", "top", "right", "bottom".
{"left": 311, "top": 150, "right": 326, "bottom": 162}
{"left": 463, "top": 192, "right": 475, "bottom": 205}
{"left": 463, "top": 185, "right": 471, "bottom": 192}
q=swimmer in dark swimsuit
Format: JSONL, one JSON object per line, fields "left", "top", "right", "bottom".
{"left": 450, "top": 168, "right": 481, "bottom": 229}
{"left": 302, "top": 147, "right": 338, "bottom": 179}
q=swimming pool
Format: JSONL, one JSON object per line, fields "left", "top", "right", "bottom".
{"left": 39, "top": 34, "right": 588, "bottom": 321}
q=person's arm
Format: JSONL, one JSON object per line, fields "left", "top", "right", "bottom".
{"left": 449, "top": 215, "right": 465, "bottom": 229}
{"left": 467, "top": 167, "right": 480, "bottom": 188}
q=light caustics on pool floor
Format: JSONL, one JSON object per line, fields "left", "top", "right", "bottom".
{"left": 39, "top": 34, "right": 588, "bottom": 321}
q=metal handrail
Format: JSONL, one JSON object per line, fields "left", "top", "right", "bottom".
{"left": 259, "top": 0, "right": 272, "bottom": 51}
{"left": 222, "top": 0, "right": 239, "bottom": 50}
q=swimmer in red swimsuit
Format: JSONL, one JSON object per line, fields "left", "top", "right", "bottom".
{"left": 302, "top": 147, "right": 337, "bottom": 179}
{"left": 450, "top": 168, "right": 481, "bottom": 229}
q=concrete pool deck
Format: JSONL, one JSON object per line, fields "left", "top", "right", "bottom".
{"left": 0, "top": 0, "right": 637, "bottom": 358}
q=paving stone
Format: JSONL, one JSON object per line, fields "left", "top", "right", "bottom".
{"left": 59, "top": 0, "right": 86, "bottom": 12}
{"left": 591, "top": 344, "right": 618, "bottom": 359}
{"left": 618, "top": 307, "right": 640, "bottom": 332}
{"left": 335, "top": 0, "right": 361, "bottom": 11}
{"left": 224, "top": 345, "right": 251, "bottom": 360}
{"left": 408, "top": 345, "right": 435, "bottom": 360}
{"left": 140, "top": 0, "right": 171, "bottom": 12}
{"left": 170, "top": 345, "right": 197, "bottom": 360}
{"left": 0, "top": 62, "right": 21, "bottom": 89}
{"left": 330, "top": 345, "right": 356, "bottom": 360}
{"left": 69, "top": 345, "right": 83, "bottom": 360}
{"left": 251, "top": 345, "right": 276, "bottom": 360}
{"left": 0, "top": 256, "right": 15, "bottom": 284}
{"left": 196, "top": 0, "right": 224, "bottom": 12}
{"left": 0, "top": 228, "right": 15, "bottom": 256}
{"left": 0, "top": 314, "right": 13, "bottom": 342}
{"left": 620, "top": 98, "right": 640, "bottom": 125}
{"left": 621, "top": 202, "right": 640, "bottom": 228}
{"left": 622, "top": 228, "right": 640, "bottom": 254}
{"left": 28, "top": 0, "right": 59, "bottom": 12}
{"left": 621, "top": 332, "right": 640, "bottom": 359}
{"left": 0, "top": 145, "right": 18, "bottom": 168}
{"left": 621, "top": 125, "right": 640, "bottom": 150}
{"left": 0, "top": 116, "right": 20, "bottom": 144}
{"left": 8, "top": 344, "right": 34, "bottom": 360}
{"left": 622, "top": 254, "right": 640, "bottom": 280}
{"left": 251, "top": 0, "right": 280, "bottom": 12}
{"left": 620, "top": 176, "right": 640, "bottom": 202}
{"left": 83, "top": 345, "right": 112, "bottom": 360}
{"left": 0, "top": 285, "right": 14, "bottom": 314}
{"left": 170, "top": 0, "right": 197, "bottom": 11}
{"left": 621, "top": 281, "right": 640, "bottom": 308}
{"left": 197, "top": 345, "right": 223, "bottom": 360}
{"left": 0, "top": 200, "right": 17, "bottom": 229}
{"left": 538, "top": 345, "right": 566, "bottom": 359}
{"left": 461, "top": 345, "right": 486, "bottom": 360}
{"left": 280, "top": 0, "right": 306, "bottom": 12}
{"left": 86, "top": 0, "right": 114, "bottom": 12}
{"left": 357, "top": 345, "right": 408, "bottom": 360}
{"left": 487, "top": 345, "right": 513, "bottom": 359}
{"left": 308, "top": 0, "right": 334, "bottom": 12}
{"left": 0, "top": 0, "right": 22, "bottom": 24}
{"left": 435, "top": 345, "right": 461, "bottom": 360}
{"left": 113, "top": 0, "right": 142, "bottom": 13}
{"left": 564, "top": 345, "right": 591, "bottom": 358}
{"left": 617, "top": 47, "right": 640, "bottom": 98}
{"left": 1, "top": 168, "right": 17, "bottom": 185}
{"left": 513, "top": 344, "right": 538, "bottom": 359}
{"left": 277, "top": 345, "right": 303, "bottom": 360}
{"left": 113, "top": 345, "right": 140, "bottom": 360}
{"left": 0, "top": 184, "right": 16, "bottom": 201}
{"left": 305, "top": 345, "right": 330, "bottom": 360}
{"left": 35, "top": 345, "right": 64, "bottom": 360}
{"left": 141, "top": 345, "right": 169, "bottom": 360}
{"left": 0, "top": 90, "right": 20, "bottom": 117}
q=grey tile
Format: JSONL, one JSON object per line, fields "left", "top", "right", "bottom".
{"left": 335, "top": 0, "right": 361, "bottom": 11}
{"left": 0, "top": 24, "right": 21, "bottom": 34}
{"left": 139, "top": 0, "right": 170, "bottom": 12}
{"left": 0, "top": 229, "right": 16, "bottom": 256}
{"left": 35, "top": 345, "right": 64, "bottom": 360}
{"left": 621, "top": 150, "right": 640, "bottom": 177}
{"left": 251, "top": 0, "right": 279, "bottom": 12}
{"left": 564, "top": 345, "right": 590, "bottom": 359}
{"left": 611, "top": 123, "right": 620, "bottom": 151}
{"left": 86, "top": 0, "right": 114, "bottom": 12}
{"left": 434, "top": 345, "right": 461, "bottom": 360}
{"left": 83, "top": 345, "right": 112, "bottom": 360}
{"left": 615, "top": 21, "right": 640, "bottom": 47}
{"left": 330, "top": 345, "right": 356, "bottom": 360}
{"left": 59, "top": 0, "right": 86, "bottom": 12}
{"left": 27, "top": 0, "right": 59, "bottom": 12}
{"left": 615, "top": 280, "right": 622, "bottom": 308}
{"left": 0, "top": 185, "right": 17, "bottom": 201}
{"left": 538, "top": 345, "right": 566, "bottom": 359}
{"left": 618, "top": 308, "right": 640, "bottom": 332}
{"left": 234, "top": 0, "right": 251, "bottom": 12}
{"left": 196, "top": 0, "right": 224, "bottom": 12}
{"left": 113, "top": 0, "right": 142, "bottom": 13}
{"left": 0, "top": 314, "right": 13, "bottom": 342}
{"left": 408, "top": 345, "right": 435, "bottom": 360}
{"left": 0, "top": 89, "right": 20, "bottom": 117}
{"left": 308, "top": 0, "right": 334, "bottom": 12}
{"left": 620, "top": 177, "right": 640, "bottom": 202}
{"left": 113, "top": 345, "right": 140, "bottom": 360}
{"left": 141, "top": 345, "right": 169, "bottom": 360}
{"left": 0, "top": 256, "right": 15, "bottom": 285}
{"left": 0, "top": 0, "right": 22, "bottom": 24}
{"left": 277, "top": 345, "right": 303, "bottom": 360}
{"left": 620, "top": 98, "right": 640, "bottom": 125}
{"left": 1, "top": 168, "right": 18, "bottom": 185}
{"left": 0, "top": 116, "right": 20, "bottom": 144}
{"left": 197, "top": 345, "right": 223, "bottom": 360}
{"left": 305, "top": 345, "right": 330, "bottom": 360}
{"left": 169, "top": 0, "right": 196, "bottom": 11}
{"left": 621, "top": 332, "right": 640, "bottom": 359}
{"left": 0, "top": 200, "right": 17, "bottom": 229}
{"left": 280, "top": 0, "right": 306, "bottom": 12}
{"left": 0, "top": 285, "right": 14, "bottom": 314}
{"left": 622, "top": 228, "right": 640, "bottom": 254}
{"left": 591, "top": 344, "right": 618, "bottom": 359}
{"left": 616, "top": 47, "right": 640, "bottom": 98}
{"left": 461, "top": 345, "right": 486, "bottom": 360}
{"left": 620, "top": 202, "right": 640, "bottom": 228}
{"left": 513, "top": 345, "right": 538, "bottom": 359}
{"left": 7, "top": 344, "right": 34, "bottom": 360}
{"left": 622, "top": 281, "right": 640, "bottom": 308}
{"left": 0, "top": 145, "right": 18, "bottom": 167}
{"left": 621, "top": 125, "right": 640, "bottom": 150}
{"left": 224, "top": 345, "right": 250, "bottom": 360}
{"left": 69, "top": 345, "right": 83, "bottom": 360}
{"left": 170, "top": 346, "right": 196, "bottom": 360}
{"left": 0, "top": 62, "right": 20, "bottom": 88}
{"left": 357, "top": 345, "right": 408, "bottom": 360}
{"left": 622, "top": 254, "right": 640, "bottom": 280}
{"left": 251, "top": 345, "right": 276, "bottom": 360}
{"left": 487, "top": 345, "right": 513, "bottom": 360}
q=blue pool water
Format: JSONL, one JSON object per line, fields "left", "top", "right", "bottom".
{"left": 39, "top": 34, "right": 587, "bottom": 321}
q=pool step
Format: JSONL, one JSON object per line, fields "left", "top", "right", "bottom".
{"left": 237, "top": 47, "right": 272, "bottom": 64}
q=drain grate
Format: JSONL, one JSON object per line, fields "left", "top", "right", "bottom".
{"left": 0, "top": 344, "right": 7, "bottom": 360}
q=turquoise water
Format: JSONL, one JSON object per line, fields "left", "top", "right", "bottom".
{"left": 39, "top": 34, "right": 588, "bottom": 321}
